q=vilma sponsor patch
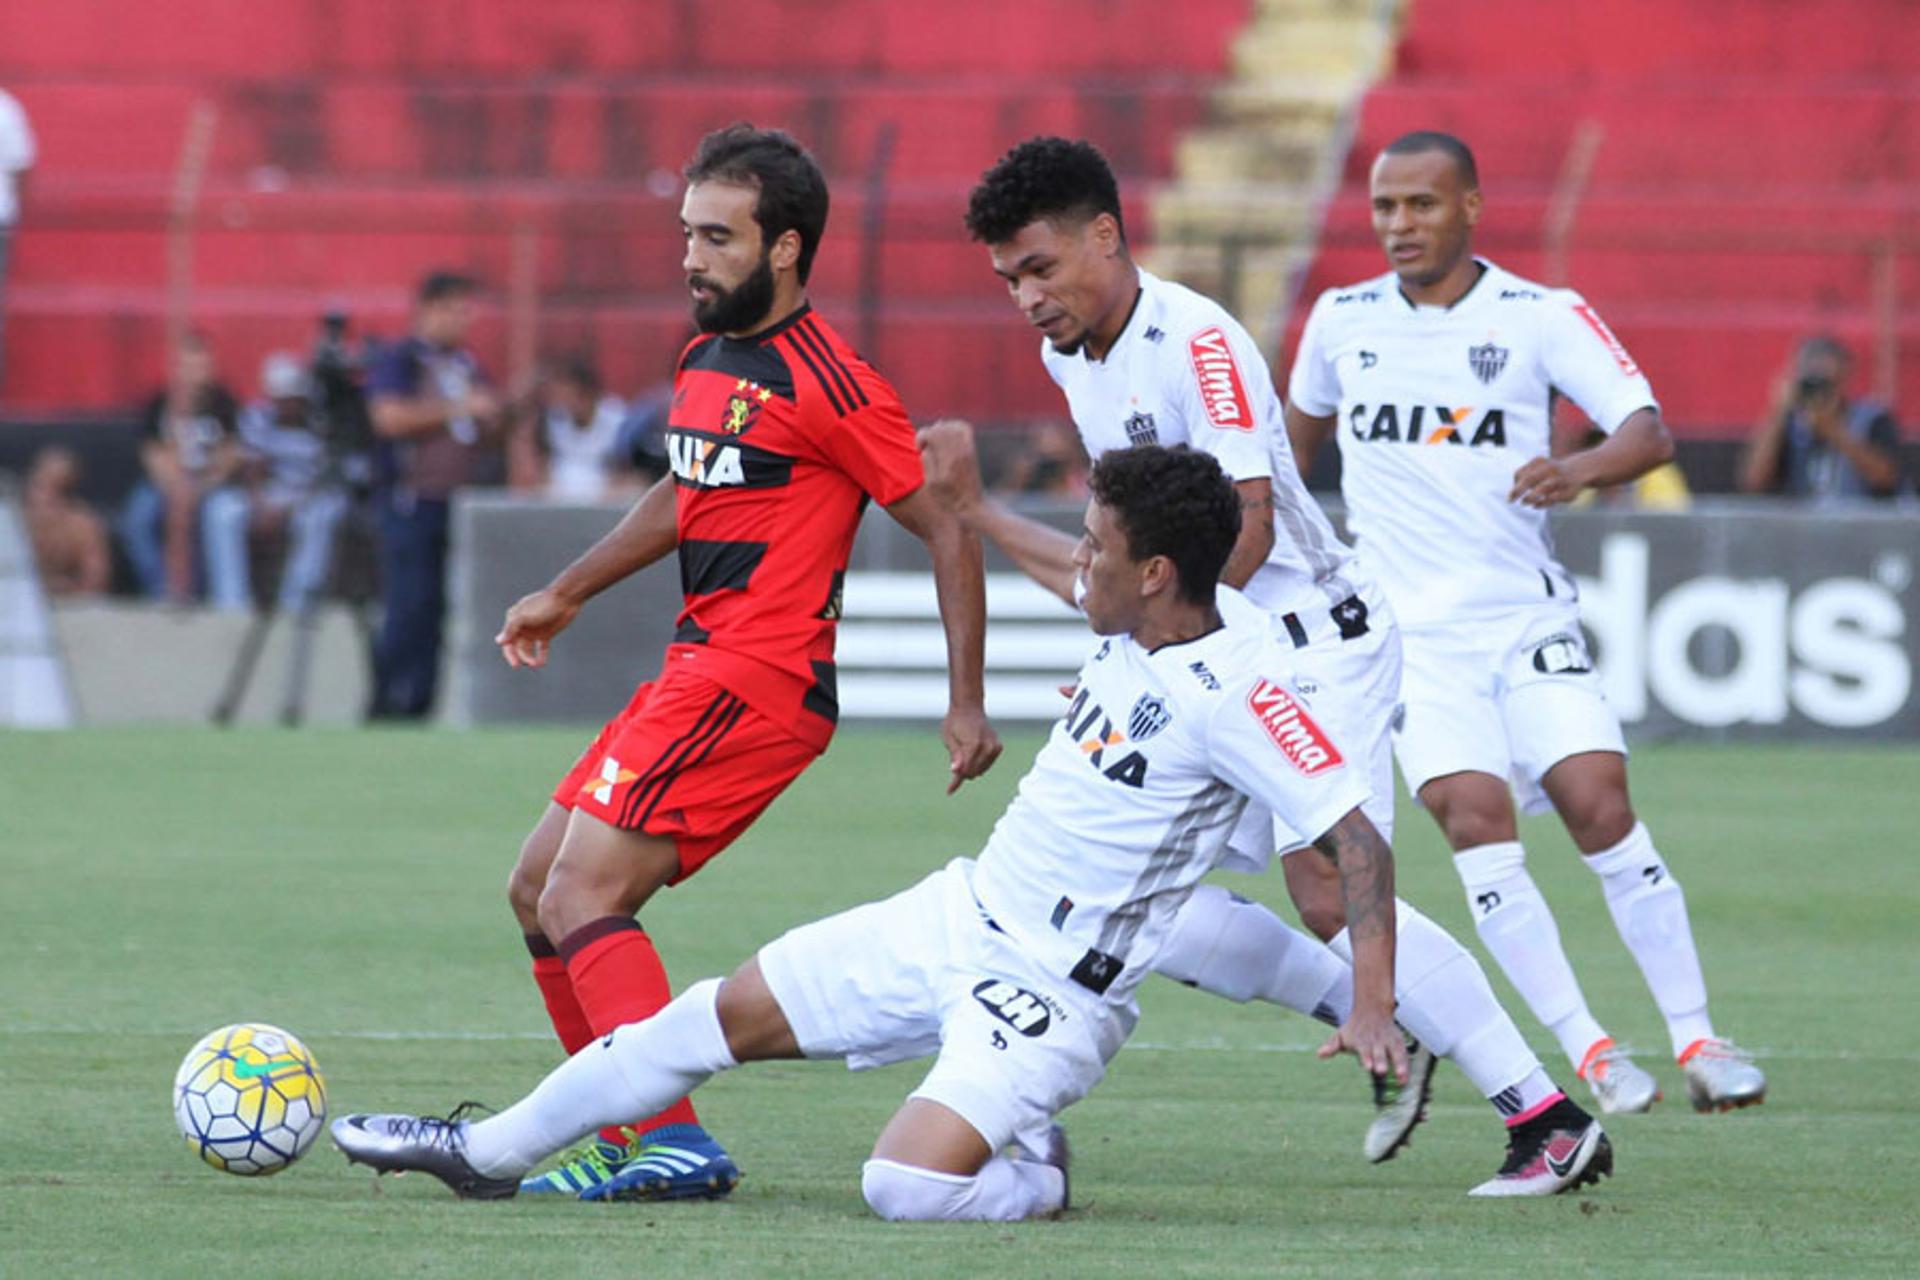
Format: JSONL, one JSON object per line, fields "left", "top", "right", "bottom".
{"left": 1571, "top": 303, "right": 1639, "bottom": 375}
{"left": 1188, "top": 326, "right": 1253, "bottom": 431}
{"left": 1245, "top": 679, "right": 1344, "bottom": 775}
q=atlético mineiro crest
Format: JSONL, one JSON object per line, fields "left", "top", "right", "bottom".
{"left": 1468, "top": 341, "right": 1509, "bottom": 385}
{"left": 1128, "top": 693, "right": 1171, "bottom": 742}
{"left": 722, "top": 378, "right": 772, "bottom": 434}
{"left": 1124, "top": 410, "right": 1158, "bottom": 446}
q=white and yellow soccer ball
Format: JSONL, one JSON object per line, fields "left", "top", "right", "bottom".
{"left": 172, "top": 1023, "right": 328, "bottom": 1176}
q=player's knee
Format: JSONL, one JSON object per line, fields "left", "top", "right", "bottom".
{"left": 508, "top": 819, "right": 563, "bottom": 928}
{"left": 861, "top": 1159, "right": 969, "bottom": 1222}
{"left": 1565, "top": 795, "right": 1635, "bottom": 853}
{"left": 533, "top": 876, "right": 601, "bottom": 944}
{"left": 1438, "top": 804, "right": 1515, "bottom": 851}
{"left": 506, "top": 859, "right": 545, "bottom": 930}
{"left": 1296, "top": 898, "right": 1346, "bottom": 943}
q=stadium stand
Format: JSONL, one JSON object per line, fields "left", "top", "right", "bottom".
{"left": 1287, "top": 0, "right": 1920, "bottom": 441}
{"left": 0, "top": 0, "right": 1252, "bottom": 421}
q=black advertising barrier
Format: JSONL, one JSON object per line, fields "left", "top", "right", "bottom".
{"left": 450, "top": 494, "right": 1918, "bottom": 740}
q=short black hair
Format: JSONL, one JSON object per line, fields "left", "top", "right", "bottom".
{"left": 684, "top": 123, "right": 830, "bottom": 285}
{"left": 547, "top": 355, "right": 601, "bottom": 394}
{"left": 1089, "top": 445, "right": 1239, "bottom": 607}
{"left": 1797, "top": 333, "right": 1852, "bottom": 368}
{"left": 1380, "top": 131, "right": 1480, "bottom": 189}
{"left": 418, "top": 270, "right": 479, "bottom": 304}
{"left": 965, "top": 136, "right": 1125, "bottom": 245}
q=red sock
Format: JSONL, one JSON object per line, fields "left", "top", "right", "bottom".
{"left": 560, "top": 917, "right": 701, "bottom": 1137}
{"left": 529, "top": 953, "right": 595, "bottom": 1056}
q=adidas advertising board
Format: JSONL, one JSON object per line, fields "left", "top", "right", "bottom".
{"left": 451, "top": 497, "right": 1917, "bottom": 739}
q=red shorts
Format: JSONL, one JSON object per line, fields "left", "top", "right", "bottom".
{"left": 552, "top": 667, "right": 822, "bottom": 882}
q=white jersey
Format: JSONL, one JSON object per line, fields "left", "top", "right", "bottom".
{"left": 1288, "top": 258, "right": 1657, "bottom": 628}
{"left": 1043, "top": 268, "right": 1359, "bottom": 618}
{"left": 969, "top": 589, "right": 1368, "bottom": 1002}
{"left": 543, "top": 394, "right": 628, "bottom": 501}
{"left": 0, "top": 88, "right": 34, "bottom": 226}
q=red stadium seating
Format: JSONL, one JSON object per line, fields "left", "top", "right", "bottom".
{"left": 1286, "top": 0, "right": 1920, "bottom": 437}
{"left": 0, "top": 1, "right": 1249, "bottom": 414}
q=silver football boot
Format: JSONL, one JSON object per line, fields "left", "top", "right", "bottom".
{"left": 331, "top": 1104, "right": 518, "bottom": 1199}
{"left": 1682, "top": 1039, "right": 1767, "bottom": 1112}
{"left": 1581, "top": 1043, "right": 1661, "bottom": 1114}
{"left": 1365, "top": 1035, "right": 1438, "bottom": 1162}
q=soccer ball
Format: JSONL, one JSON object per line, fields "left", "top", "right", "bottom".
{"left": 172, "top": 1023, "right": 328, "bottom": 1176}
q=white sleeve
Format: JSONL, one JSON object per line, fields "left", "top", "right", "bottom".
{"left": 1285, "top": 292, "right": 1342, "bottom": 417}
{"left": 1542, "top": 291, "right": 1658, "bottom": 434}
{"left": 1205, "top": 672, "right": 1369, "bottom": 848}
{"left": 0, "top": 93, "right": 33, "bottom": 170}
{"left": 1166, "top": 318, "right": 1275, "bottom": 482}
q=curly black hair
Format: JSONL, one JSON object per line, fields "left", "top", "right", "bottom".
{"left": 1089, "top": 445, "right": 1239, "bottom": 607}
{"left": 684, "top": 123, "right": 830, "bottom": 284}
{"left": 964, "top": 136, "right": 1125, "bottom": 246}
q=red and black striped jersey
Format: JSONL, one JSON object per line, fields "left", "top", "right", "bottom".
{"left": 661, "top": 304, "right": 924, "bottom": 750}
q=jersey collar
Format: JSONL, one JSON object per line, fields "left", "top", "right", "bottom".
{"left": 732, "top": 302, "right": 814, "bottom": 347}
{"left": 1083, "top": 268, "right": 1155, "bottom": 365}
{"left": 1396, "top": 258, "right": 1493, "bottom": 314}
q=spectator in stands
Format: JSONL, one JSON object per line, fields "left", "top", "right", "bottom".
{"left": 118, "top": 332, "right": 244, "bottom": 606}
{"left": 618, "top": 379, "right": 673, "bottom": 483}
{"left": 206, "top": 351, "right": 351, "bottom": 614}
{"left": 511, "top": 356, "right": 636, "bottom": 501}
{"left": 22, "top": 446, "right": 110, "bottom": 598}
{"left": 0, "top": 86, "right": 33, "bottom": 392}
{"left": 1741, "top": 335, "right": 1903, "bottom": 501}
{"left": 365, "top": 270, "right": 500, "bottom": 718}
{"left": 994, "top": 422, "right": 1088, "bottom": 499}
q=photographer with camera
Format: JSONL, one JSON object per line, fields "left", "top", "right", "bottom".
{"left": 364, "top": 270, "right": 502, "bottom": 719}
{"left": 214, "top": 351, "right": 352, "bottom": 614}
{"left": 1741, "top": 334, "right": 1903, "bottom": 501}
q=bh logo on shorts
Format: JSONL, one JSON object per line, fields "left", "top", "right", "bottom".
{"left": 971, "top": 980, "right": 1053, "bottom": 1037}
{"left": 581, "top": 756, "right": 639, "bottom": 806}
{"left": 1246, "top": 679, "right": 1344, "bottom": 776}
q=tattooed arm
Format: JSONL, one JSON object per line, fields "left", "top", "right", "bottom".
{"left": 1220, "top": 477, "right": 1276, "bottom": 591}
{"left": 1313, "top": 807, "right": 1407, "bottom": 1082}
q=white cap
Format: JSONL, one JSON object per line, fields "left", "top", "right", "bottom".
{"left": 260, "top": 351, "right": 310, "bottom": 400}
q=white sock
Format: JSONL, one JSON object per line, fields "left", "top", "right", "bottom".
{"left": 1359, "top": 902, "right": 1550, "bottom": 1096}
{"left": 1154, "top": 883, "right": 1349, "bottom": 1021}
{"left": 1329, "top": 900, "right": 1550, "bottom": 1110}
{"left": 1499, "top": 1067, "right": 1566, "bottom": 1123}
{"left": 465, "top": 978, "right": 736, "bottom": 1178}
{"left": 1584, "top": 822, "right": 1714, "bottom": 1057}
{"left": 861, "top": 1155, "right": 1064, "bottom": 1222}
{"left": 1453, "top": 842, "right": 1608, "bottom": 1071}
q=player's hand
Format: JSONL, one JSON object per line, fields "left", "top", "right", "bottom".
{"left": 1510, "top": 455, "right": 1583, "bottom": 508}
{"left": 941, "top": 704, "right": 1003, "bottom": 794}
{"left": 917, "top": 419, "right": 987, "bottom": 519}
{"left": 1318, "top": 1004, "right": 1408, "bottom": 1084}
{"left": 495, "top": 587, "right": 581, "bottom": 669}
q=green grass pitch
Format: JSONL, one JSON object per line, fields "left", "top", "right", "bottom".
{"left": 2, "top": 727, "right": 1915, "bottom": 1278}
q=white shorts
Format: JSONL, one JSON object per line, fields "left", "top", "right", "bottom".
{"left": 1223, "top": 582, "right": 1402, "bottom": 871}
{"left": 1394, "top": 603, "right": 1627, "bottom": 815}
{"left": 757, "top": 858, "right": 1132, "bottom": 1154}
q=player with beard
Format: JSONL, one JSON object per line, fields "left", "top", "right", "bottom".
{"left": 493, "top": 124, "right": 1003, "bottom": 1201}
